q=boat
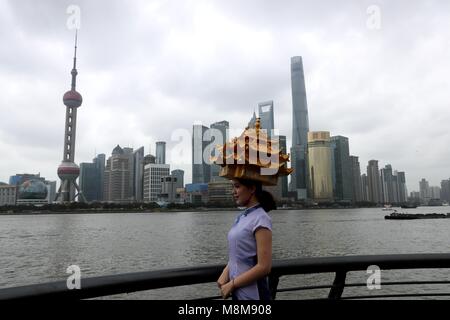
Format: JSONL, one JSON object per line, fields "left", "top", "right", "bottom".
{"left": 400, "top": 203, "right": 418, "bottom": 209}
{"left": 382, "top": 204, "right": 395, "bottom": 211}
{"left": 385, "top": 212, "right": 449, "bottom": 220}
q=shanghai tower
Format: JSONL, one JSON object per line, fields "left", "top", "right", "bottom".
{"left": 55, "top": 32, "right": 86, "bottom": 203}
{"left": 289, "top": 56, "right": 310, "bottom": 200}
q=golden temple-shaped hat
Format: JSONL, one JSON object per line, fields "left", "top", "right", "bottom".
{"left": 210, "top": 118, "right": 293, "bottom": 186}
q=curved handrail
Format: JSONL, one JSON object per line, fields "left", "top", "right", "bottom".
{"left": 2, "top": 253, "right": 450, "bottom": 300}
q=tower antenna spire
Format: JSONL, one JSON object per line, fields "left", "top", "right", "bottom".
{"left": 71, "top": 30, "right": 78, "bottom": 90}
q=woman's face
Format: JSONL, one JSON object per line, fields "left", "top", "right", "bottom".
{"left": 232, "top": 180, "right": 255, "bottom": 207}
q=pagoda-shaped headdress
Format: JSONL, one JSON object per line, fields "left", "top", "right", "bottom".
{"left": 211, "top": 118, "right": 293, "bottom": 186}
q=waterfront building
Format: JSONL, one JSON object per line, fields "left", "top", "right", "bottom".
{"left": 430, "top": 186, "right": 441, "bottom": 199}
{"left": 8, "top": 173, "right": 55, "bottom": 204}
{"left": 367, "top": 160, "right": 382, "bottom": 204}
{"left": 361, "top": 174, "right": 369, "bottom": 202}
{"left": 55, "top": 32, "right": 85, "bottom": 203}
{"left": 185, "top": 183, "right": 208, "bottom": 205}
{"left": 103, "top": 145, "right": 132, "bottom": 203}
{"left": 350, "top": 156, "right": 363, "bottom": 203}
{"left": 419, "top": 178, "right": 431, "bottom": 204}
{"left": 143, "top": 163, "right": 170, "bottom": 202}
{"left": 409, "top": 191, "right": 421, "bottom": 203}
{"left": 440, "top": 179, "right": 450, "bottom": 202}
{"left": 192, "top": 124, "right": 211, "bottom": 184}
{"left": 330, "top": 136, "right": 352, "bottom": 202}
{"left": 258, "top": 101, "right": 274, "bottom": 137}
{"left": 289, "top": 56, "right": 310, "bottom": 201}
{"left": 380, "top": 164, "right": 394, "bottom": 204}
{"left": 16, "top": 179, "right": 49, "bottom": 205}
{"left": 159, "top": 175, "right": 178, "bottom": 203}
{"left": 46, "top": 181, "right": 57, "bottom": 203}
{"left": 207, "top": 180, "right": 234, "bottom": 206}
{"left": 0, "top": 183, "right": 17, "bottom": 206}
{"left": 395, "top": 171, "right": 408, "bottom": 203}
{"left": 156, "top": 141, "right": 166, "bottom": 165}
{"left": 79, "top": 154, "right": 105, "bottom": 202}
{"left": 209, "top": 121, "right": 229, "bottom": 181}
{"left": 171, "top": 169, "right": 185, "bottom": 189}
{"left": 307, "top": 131, "right": 333, "bottom": 202}
{"left": 133, "top": 147, "right": 145, "bottom": 202}
{"left": 123, "top": 147, "right": 136, "bottom": 201}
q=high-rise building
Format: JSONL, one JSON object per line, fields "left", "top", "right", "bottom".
{"left": 350, "top": 156, "right": 363, "bottom": 203}
{"left": 367, "top": 160, "right": 382, "bottom": 204}
{"left": 258, "top": 101, "right": 274, "bottom": 137}
{"left": 330, "top": 136, "right": 352, "bottom": 202}
{"left": 156, "top": 141, "right": 166, "bottom": 164}
{"left": 263, "top": 133, "right": 286, "bottom": 200}
{"left": 133, "top": 147, "right": 145, "bottom": 202}
{"left": 441, "top": 179, "right": 450, "bottom": 202}
{"left": 380, "top": 164, "right": 394, "bottom": 204}
{"left": 143, "top": 163, "right": 170, "bottom": 202}
{"left": 395, "top": 171, "right": 408, "bottom": 203}
{"left": 103, "top": 145, "right": 133, "bottom": 203}
{"left": 430, "top": 186, "right": 441, "bottom": 199}
{"left": 55, "top": 32, "right": 86, "bottom": 203}
{"left": 192, "top": 124, "right": 211, "bottom": 184}
{"left": 171, "top": 169, "right": 185, "bottom": 189}
{"left": 308, "top": 131, "right": 333, "bottom": 202}
{"left": 79, "top": 155, "right": 104, "bottom": 202}
{"left": 361, "top": 174, "right": 369, "bottom": 201}
{"left": 419, "top": 178, "right": 430, "bottom": 204}
{"left": 289, "top": 56, "right": 310, "bottom": 201}
{"left": 209, "top": 121, "right": 229, "bottom": 181}
{"left": 123, "top": 147, "right": 135, "bottom": 200}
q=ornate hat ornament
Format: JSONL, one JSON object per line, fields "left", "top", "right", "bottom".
{"left": 211, "top": 118, "right": 293, "bottom": 186}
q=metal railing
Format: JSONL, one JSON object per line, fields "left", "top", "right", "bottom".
{"left": 1, "top": 253, "right": 450, "bottom": 300}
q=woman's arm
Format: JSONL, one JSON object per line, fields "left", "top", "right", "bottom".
{"left": 221, "top": 228, "right": 272, "bottom": 298}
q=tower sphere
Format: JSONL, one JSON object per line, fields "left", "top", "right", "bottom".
{"left": 58, "top": 161, "right": 80, "bottom": 181}
{"left": 63, "top": 90, "right": 83, "bottom": 108}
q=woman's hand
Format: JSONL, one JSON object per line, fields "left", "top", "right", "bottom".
{"left": 217, "top": 270, "right": 229, "bottom": 288}
{"left": 220, "top": 280, "right": 234, "bottom": 299}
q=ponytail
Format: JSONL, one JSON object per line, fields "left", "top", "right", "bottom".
{"left": 255, "top": 186, "right": 277, "bottom": 212}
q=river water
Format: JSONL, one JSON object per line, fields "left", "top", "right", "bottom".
{"left": 1, "top": 206, "right": 450, "bottom": 299}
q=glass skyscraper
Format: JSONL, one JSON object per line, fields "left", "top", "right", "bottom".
{"left": 258, "top": 100, "right": 274, "bottom": 137}
{"left": 289, "top": 56, "right": 310, "bottom": 200}
{"left": 330, "top": 136, "right": 353, "bottom": 202}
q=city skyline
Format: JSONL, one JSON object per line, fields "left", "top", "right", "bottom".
{"left": 1, "top": 1, "right": 450, "bottom": 193}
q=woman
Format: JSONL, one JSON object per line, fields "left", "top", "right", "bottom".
{"left": 217, "top": 178, "right": 276, "bottom": 300}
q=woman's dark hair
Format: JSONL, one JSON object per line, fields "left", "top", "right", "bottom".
{"left": 237, "top": 178, "right": 277, "bottom": 212}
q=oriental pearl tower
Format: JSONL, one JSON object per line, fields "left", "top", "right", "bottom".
{"left": 55, "top": 32, "right": 86, "bottom": 203}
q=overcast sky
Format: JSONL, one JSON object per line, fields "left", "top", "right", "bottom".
{"left": 1, "top": 0, "right": 449, "bottom": 192}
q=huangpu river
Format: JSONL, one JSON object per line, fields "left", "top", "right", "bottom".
{"left": 1, "top": 206, "right": 450, "bottom": 299}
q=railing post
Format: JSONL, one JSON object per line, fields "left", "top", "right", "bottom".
{"left": 328, "top": 271, "right": 347, "bottom": 299}
{"left": 268, "top": 274, "right": 279, "bottom": 300}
